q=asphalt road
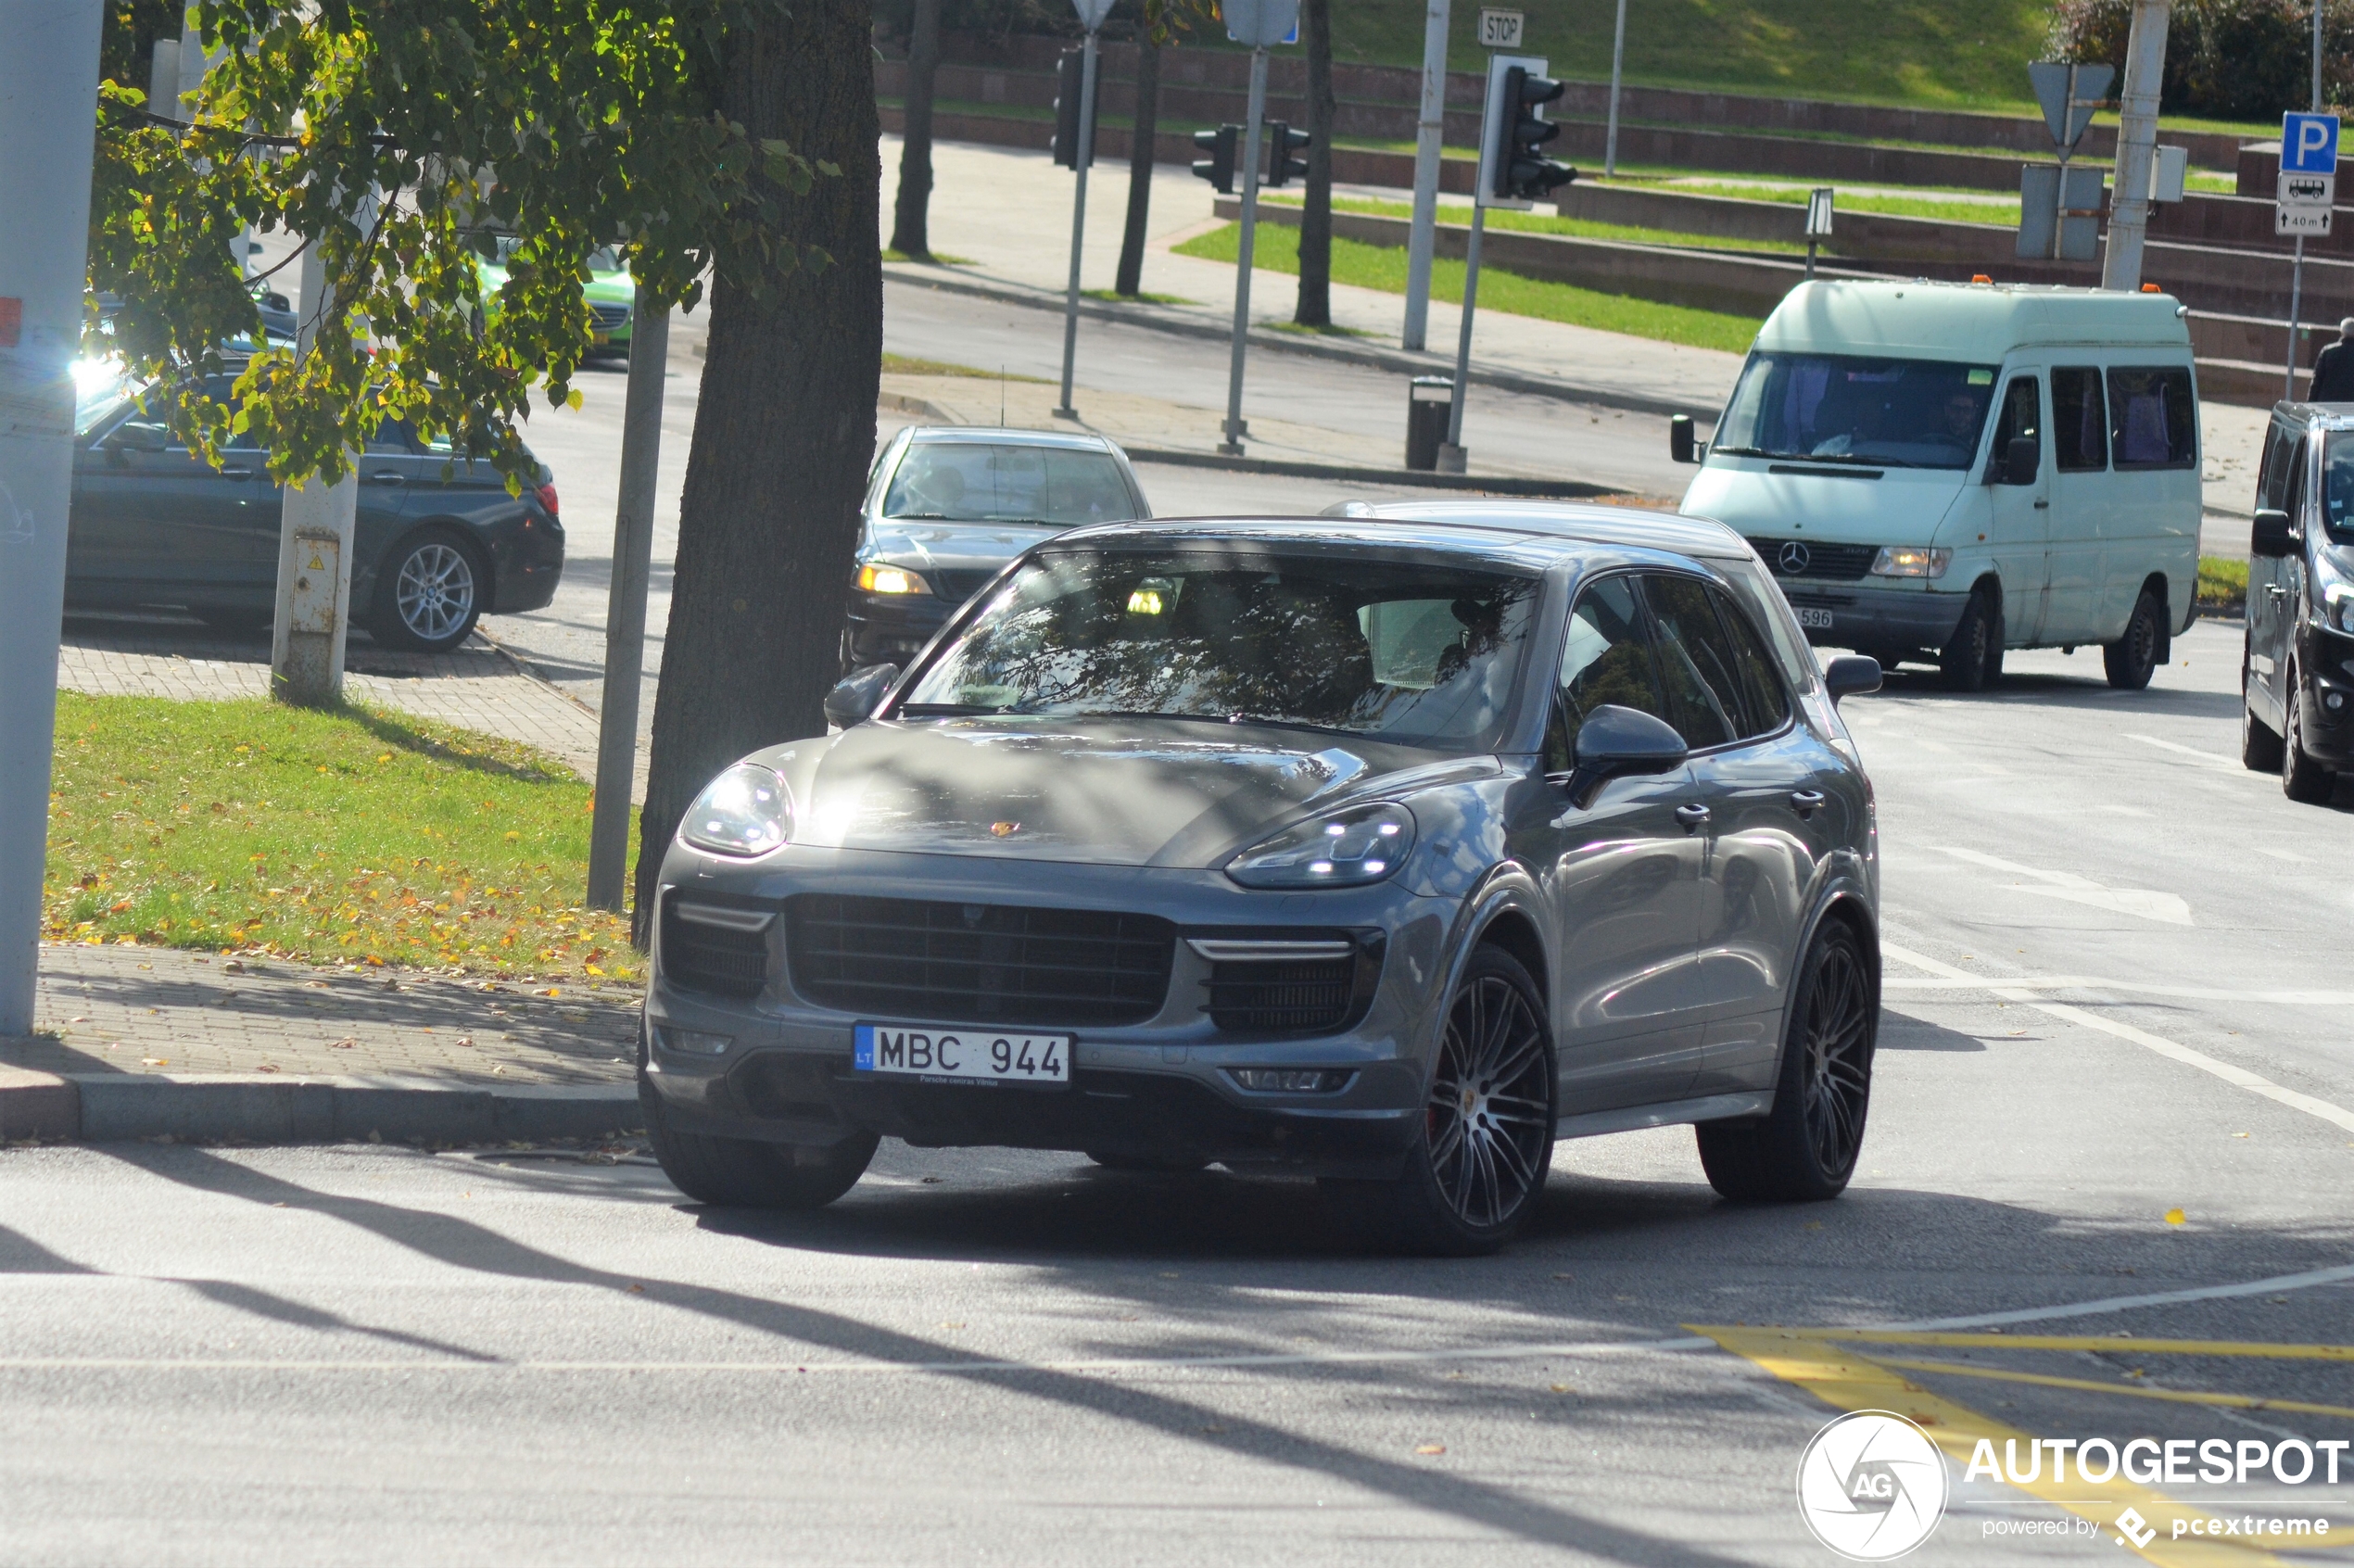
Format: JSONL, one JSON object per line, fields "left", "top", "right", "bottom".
{"left": 6, "top": 623, "right": 2353, "bottom": 1564}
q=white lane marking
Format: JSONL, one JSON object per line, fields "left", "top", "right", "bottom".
{"left": 2255, "top": 845, "right": 2310, "bottom": 864}
{"left": 1930, "top": 845, "right": 2193, "bottom": 926}
{"left": 2126, "top": 733, "right": 2246, "bottom": 772}
{"left": 1875, "top": 1262, "right": 2354, "bottom": 1334}
{"left": 1883, "top": 976, "right": 2354, "bottom": 1004}
{"left": 1884, "top": 941, "right": 2354, "bottom": 1134}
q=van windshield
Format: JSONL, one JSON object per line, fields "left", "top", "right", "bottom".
{"left": 1715, "top": 352, "right": 2001, "bottom": 470}
{"left": 2321, "top": 432, "right": 2354, "bottom": 538}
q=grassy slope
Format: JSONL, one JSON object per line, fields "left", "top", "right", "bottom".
{"left": 46, "top": 693, "right": 641, "bottom": 981}
{"left": 1174, "top": 221, "right": 1763, "bottom": 354}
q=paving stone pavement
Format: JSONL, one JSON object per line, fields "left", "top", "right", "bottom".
{"left": 56, "top": 613, "right": 606, "bottom": 779}
{"left": 6, "top": 942, "right": 639, "bottom": 1086}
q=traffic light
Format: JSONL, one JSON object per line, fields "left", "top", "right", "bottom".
{"left": 1051, "top": 48, "right": 1096, "bottom": 170}
{"left": 1264, "top": 121, "right": 1311, "bottom": 188}
{"left": 1191, "top": 124, "right": 1239, "bottom": 194}
{"left": 1491, "top": 64, "right": 1576, "bottom": 204}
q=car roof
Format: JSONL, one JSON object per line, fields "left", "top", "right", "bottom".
{"left": 2273, "top": 401, "right": 2354, "bottom": 431}
{"left": 1047, "top": 511, "right": 1750, "bottom": 571}
{"left": 1322, "top": 498, "right": 1756, "bottom": 560}
{"left": 901, "top": 425, "right": 1123, "bottom": 453}
{"left": 1757, "top": 278, "right": 2193, "bottom": 357}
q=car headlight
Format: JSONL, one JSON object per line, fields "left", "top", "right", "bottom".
{"left": 1225, "top": 802, "right": 1415, "bottom": 889}
{"left": 679, "top": 764, "right": 791, "bottom": 856}
{"left": 1868, "top": 547, "right": 1952, "bottom": 579}
{"left": 857, "top": 563, "right": 933, "bottom": 596}
{"left": 2326, "top": 581, "right": 2354, "bottom": 634}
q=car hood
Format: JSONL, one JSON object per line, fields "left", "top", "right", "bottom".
{"left": 769, "top": 718, "right": 1481, "bottom": 867}
{"left": 1680, "top": 459, "right": 1969, "bottom": 543}
{"left": 864, "top": 517, "right": 1068, "bottom": 575}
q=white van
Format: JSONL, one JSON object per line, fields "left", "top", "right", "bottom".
{"left": 1676, "top": 280, "right": 2201, "bottom": 691}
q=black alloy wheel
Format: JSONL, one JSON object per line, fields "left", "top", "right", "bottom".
{"left": 2242, "top": 638, "right": 2285, "bottom": 771}
{"left": 2104, "top": 588, "right": 2162, "bottom": 690}
{"left": 2283, "top": 675, "right": 2335, "bottom": 803}
{"left": 1696, "top": 919, "right": 1876, "bottom": 1203}
{"left": 1938, "top": 589, "right": 1996, "bottom": 692}
{"left": 1329, "top": 944, "right": 1555, "bottom": 1256}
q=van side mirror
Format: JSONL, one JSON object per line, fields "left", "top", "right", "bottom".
{"left": 1823, "top": 655, "right": 1882, "bottom": 703}
{"left": 2000, "top": 436, "right": 2039, "bottom": 487}
{"left": 2251, "top": 508, "right": 2297, "bottom": 559}
{"left": 1555, "top": 704, "right": 1689, "bottom": 808}
{"left": 823, "top": 663, "right": 899, "bottom": 728}
{"left": 1669, "top": 414, "right": 1705, "bottom": 464}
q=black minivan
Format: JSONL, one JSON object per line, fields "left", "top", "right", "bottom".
{"left": 70, "top": 364, "right": 563, "bottom": 652}
{"left": 2243, "top": 399, "right": 2354, "bottom": 801}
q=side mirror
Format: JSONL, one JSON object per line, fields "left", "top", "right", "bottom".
{"left": 2000, "top": 436, "right": 2039, "bottom": 487}
{"left": 105, "top": 422, "right": 169, "bottom": 455}
{"left": 1555, "top": 704, "right": 1689, "bottom": 808}
{"left": 822, "top": 663, "right": 899, "bottom": 729}
{"left": 2251, "top": 508, "right": 2297, "bottom": 559}
{"left": 1823, "top": 654, "right": 1882, "bottom": 703}
{"left": 1669, "top": 414, "right": 1705, "bottom": 465}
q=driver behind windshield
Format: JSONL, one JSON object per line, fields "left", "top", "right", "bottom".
{"left": 1716, "top": 355, "right": 1997, "bottom": 469}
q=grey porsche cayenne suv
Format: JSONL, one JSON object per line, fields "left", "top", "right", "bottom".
{"left": 641, "top": 504, "right": 1884, "bottom": 1254}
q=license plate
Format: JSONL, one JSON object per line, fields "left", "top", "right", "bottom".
{"left": 854, "top": 1022, "right": 1070, "bottom": 1085}
{"left": 590, "top": 330, "right": 611, "bottom": 346}
{"left": 1793, "top": 606, "right": 1835, "bottom": 630}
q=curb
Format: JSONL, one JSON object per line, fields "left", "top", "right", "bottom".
{"left": 882, "top": 265, "right": 1725, "bottom": 423}
{"left": 0, "top": 1068, "right": 641, "bottom": 1146}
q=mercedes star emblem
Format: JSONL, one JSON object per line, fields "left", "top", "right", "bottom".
{"left": 1778, "top": 540, "right": 1812, "bottom": 575}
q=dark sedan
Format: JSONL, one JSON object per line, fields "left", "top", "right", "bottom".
{"left": 69, "top": 364, "right": 563, "bottom": 652}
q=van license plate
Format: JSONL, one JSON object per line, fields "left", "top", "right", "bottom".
{"left": 1793, "top": 607, "right": 1834, "bottom": 630}
{"left": 854, "top": 1022, "right": 1070, "bottom": 1085}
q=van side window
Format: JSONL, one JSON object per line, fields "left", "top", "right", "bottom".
{"left": 2107, "top": 367, "right": 2196, "bottom": 470}
{"left": 2051, "top": 368, "right": 2107, "bottom": 472}
{"left": 1989, "top": 374, "right": 2042, "bottom": 474}
{"left": 2285, "top": 437, "right": 2311, "bottom": 523}
{"left": 2259, "top": 424, "right": 2297, "bottom": 511}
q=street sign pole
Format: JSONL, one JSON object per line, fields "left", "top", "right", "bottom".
{"left": 2288, "top": 233, "right": 2307, "bottom": 399}
{"left": 2101, "top": 0, "right": 2170, "bottom": 291}
{"left": 1437, "top": 203, "right": 1486, "bottom": 473}
{"left": 1603, "top": 0, "right": 1628, "bottom": 177}
{"left": 2277, "top": 110, "right": 2341, "bottom": 398}
{"left": 587, "top": 289, "right": 668, "bottom": 914}
{"left": 1401, "top": 0, "right": 1451, "bottom": 351}
{"left": 1054, "top": 10, "right": 1106, "bottom": 420}
{"left": 0, "top": 0, "right": 104, "bottom": 1036}
{"left": 1220, "top": 44, "right": 1272, "bottom": 455}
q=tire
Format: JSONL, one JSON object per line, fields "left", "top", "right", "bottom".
{"left": 1327, "top": 944, "right": 1556, "bottom": 1257}
{"left": 640, "top": 1075, "right": 880, "bottom": 1209}
{"left": 1085, "top": 1151, "right": 1211, "bottom": 1173}
{"left": 1938, "top": 589, "right": 1996, "bottom": 692}
{"left": 2242, "top": 639, "right": 2285, "bottom": 772}
{"left": 2104, "top": 588, "right": 2163, "bottom": 690}
{"left": 372, "top": 530, "right": 486, "bottom": 653}
{"left": 2283, "top": 673, "right": 2335, "bottom": 804}
{"left": 1695, "top": 918, "right": 1876, "bottom": 1204}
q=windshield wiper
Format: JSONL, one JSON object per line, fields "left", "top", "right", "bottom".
{"left": 895, "top": 702, "right": 1006, "bottom": 717}
{"left": 886, "top": 512, "right": 957, "bottom": 521}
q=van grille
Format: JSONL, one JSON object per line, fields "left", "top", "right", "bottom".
{"left": 1749, "top": 538, "right": 1880, "bottom": 582}
{"left": 785, "top": 894, "right": 1174, "bottom": 1027}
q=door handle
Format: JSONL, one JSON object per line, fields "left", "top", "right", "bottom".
{"left": 2269, "top": 584, "right": 2289, "bottom": 599}
{"left": 219, "top": 466, "right": 253, "bottom": 479}
{"left": 1674, "top": 803, "right": 1712, "bottom": 831}
{"left": 1789, "top": 790, "right": 1827, "bottom": 816}
{"left": 2032, "top": 499, "right": 2049, "bottom": 509}
{"left": 367, "top": 470, "right": 405, "bottom": 485}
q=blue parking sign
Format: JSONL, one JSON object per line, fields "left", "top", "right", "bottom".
{"left": 2283, "top": 111, "right": 2341, "bottom": 173}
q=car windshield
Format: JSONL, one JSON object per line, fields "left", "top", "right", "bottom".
{"left": 897, "top": 547, "right": 1539, "bottom": 750}
{"left": 2321, "top": 432, "right": 2354, "bottom": 538}
{"left": 1715, "top": 352, "right": 2001, "bottom": 469}
{"left": 883, "top": 442, "right": 1136, "bottom": 525}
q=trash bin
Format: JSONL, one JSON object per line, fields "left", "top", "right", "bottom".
{"left": 1406, "top": 376, "right": 1454, "bottom": 472}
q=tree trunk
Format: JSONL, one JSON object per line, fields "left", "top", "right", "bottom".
{"left": 1114, "top": 32, "right": 1160, "bottom": 297}
{"left": 632, "top": 2, "right": 884, "bottom": 940}
{"left": 889, "top": 0, "right": 942, "bottom": 259}
{"left": 1293, "top": 0, "right": 1336, "bottom": 327}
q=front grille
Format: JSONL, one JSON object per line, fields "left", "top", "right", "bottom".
{"left": 659, "top": 898, "right": 772, "bottom": 999}
{"left": 786, "top": 895, "right": 1174, "bottom": 1028}
{"left": 589, "top": 302, "right": 632, "bottom": 331}
{"left": 926, "top": 567, "right": 999, "bottom": 604}
{"left": 1748, "top": 538, "right": 1880, "bottom": 582}
{"left": 1207, "top": 957, "right": 1357, "bottom": 1034}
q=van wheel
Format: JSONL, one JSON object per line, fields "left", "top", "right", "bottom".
{"left": 2283, "top": 676, "right": 2335, "bottom": 803}
{"left": 2243, "top": 639, "right": 2285, "bottom": 771}
{"left": 1696, "top": 920, "right": 1875, "bottom": 1203}
{"left": 2104, "top": 590, "right": 2162, "bottom": 690}
{"left": 1938, "top": 589, "right": 1995, "bottom": 692}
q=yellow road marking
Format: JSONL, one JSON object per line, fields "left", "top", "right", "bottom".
{"left": 1768, "top": 1331, "right": 2354, "bottom": 1360}
{"left": 1696, "top": 1326, "right": 2310, "bottom": 1565}
{"left": 1868, "top": 1356, "right": 2354, "bottom": 1424}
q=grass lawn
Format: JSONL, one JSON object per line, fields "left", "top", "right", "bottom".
{"left": 1174, "top": 221, "right": 1762, "bottom": 354}
{"left": 45, "top": 693, "right": 641, "bottom": 982}
{"left": 1263, "top": 192, "right": 1803, "bottom": 254}
{"left": 1652, "top": 181, "right": 2021, "bottom": 228}
{"left": 2197, "top": 555, "right": 2248, "bottom": 616}
{"left": 1082, "top": 287, "right": 1197, "bottom": 306}
{"left": 882, "top": 353, "right": 1049, "bottom": 382}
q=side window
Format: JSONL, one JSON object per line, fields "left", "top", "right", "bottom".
{"left": 2107, "top": 366, "right": 2197, "bottom": 470}
{"left": 1558, "top": 574, "right": 1669, "bottom": 730}
{"left": 364, "top": 421, "right": 414, "bottom": 455}
{"left": 1712, "top": 586, "right": 1792, "bottom": 739}
{"left": 2259, "top": 424, "right": 2297, "bottom": 511}
{"left": 1641, "top": 574, "right": 1742, "bottom": 751}
{"left": 1990, "top": 373, "right": 2042, "bottom": 473}
{"left": 2051, "top": 367, "right": 2107, "bottom": 472}
{"left": 2286, "top": 436, "right": 2311, "bottom": 524}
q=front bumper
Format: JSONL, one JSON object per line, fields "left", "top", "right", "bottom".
{"left": 1774, "top": 579, "right": 1971, "bottom": 653}
{"left": 2294, "top": 621, "right": 2354, "bottom": 766}
{"left": 845, "top": 591, "right": 955, "bottom": 667}
{"left": 640, "top": 850, "right": 1448, "bottom": 1177}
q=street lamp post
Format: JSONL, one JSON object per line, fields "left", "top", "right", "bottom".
{"left": 1054, "top": 0, "right": 1113, "bottom": 420}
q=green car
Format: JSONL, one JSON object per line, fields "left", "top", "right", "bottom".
{"left": 473, "top": 240, "right": 634, "bottom": 357}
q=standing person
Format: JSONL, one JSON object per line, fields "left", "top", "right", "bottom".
{"left": 2310, "top": 318, "right": 2354, "bottom": 402}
